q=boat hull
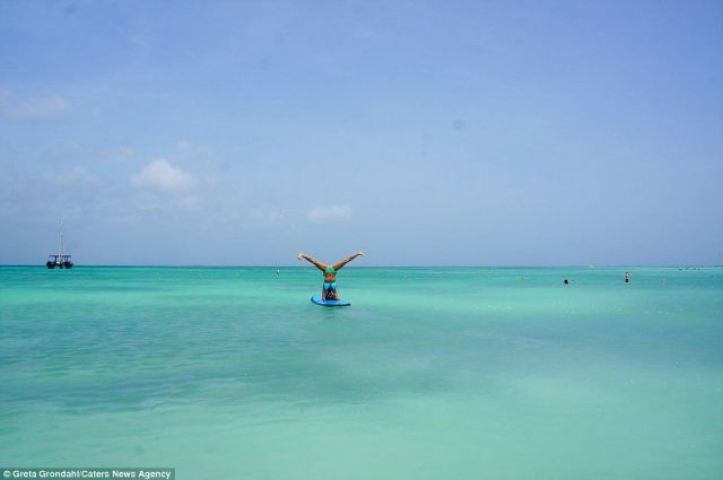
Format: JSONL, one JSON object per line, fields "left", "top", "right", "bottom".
{"left": 47, "top": 261, "right": 73, "bottom": 269}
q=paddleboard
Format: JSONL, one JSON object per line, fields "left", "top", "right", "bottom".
{"left": 311, "top": 295, "right": 350, "bottom": 307}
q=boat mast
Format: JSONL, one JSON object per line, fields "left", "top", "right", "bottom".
{"left": 59, "top": 218, "right": 64, "bottom": 256}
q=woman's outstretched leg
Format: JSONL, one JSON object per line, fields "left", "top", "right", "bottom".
{"left": 332, "top": 251, "right": 364, "bottom": 271}
{"left": 297, "top": 252, "right": 328, "bottom": 271}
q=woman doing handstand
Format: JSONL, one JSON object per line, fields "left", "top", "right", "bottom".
{"left": 297, "top": 251, "right": 364, "bottom": 300}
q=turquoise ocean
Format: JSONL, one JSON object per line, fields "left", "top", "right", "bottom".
{"left": 1, "top": 266, "right": 722, "bottom": 479}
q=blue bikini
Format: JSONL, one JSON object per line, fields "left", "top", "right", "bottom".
{"left": 323, "top": 265, "right": 338, "bottom": 296}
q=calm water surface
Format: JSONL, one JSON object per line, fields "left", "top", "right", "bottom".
{"left": 1, "top": 266, "right": 722, "bottom": 479}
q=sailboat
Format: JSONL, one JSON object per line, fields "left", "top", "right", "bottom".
{"left": 46, "top": 220, "right": 74, "bottom": 269}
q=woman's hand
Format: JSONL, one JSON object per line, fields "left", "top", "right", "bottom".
{"left": 297, "top": 252, "right": 305, "bottom": 261}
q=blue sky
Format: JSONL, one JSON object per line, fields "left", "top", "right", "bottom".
{"left": 1, "top": 0, "right": 721, "bottom": 266}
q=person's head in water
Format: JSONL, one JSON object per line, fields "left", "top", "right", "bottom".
{"left": 564, "top": 279, "right": 569, "bottom": 285}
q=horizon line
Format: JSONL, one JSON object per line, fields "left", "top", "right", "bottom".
{"left": 1, "top": 264, "right": 720, "bottom": 269}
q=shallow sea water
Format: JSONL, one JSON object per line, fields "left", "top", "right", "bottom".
{"left": 1, "top": 266, "right": 722, "bottom": 479}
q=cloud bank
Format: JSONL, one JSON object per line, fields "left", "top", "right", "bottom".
{"left": 132, "top": 159, "right": 194, "bottom": 193}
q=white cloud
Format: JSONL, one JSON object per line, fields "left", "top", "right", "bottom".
{"left": 132, "top": 159, "right": 194, "bottom": 193}
{"left": 0, "top": 93, "right": 72, "bottom": 119}
{"left": 307, "top": 205, "right": 352, "bottom": 223}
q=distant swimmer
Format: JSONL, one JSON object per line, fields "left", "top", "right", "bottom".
{"left": 625, "top": 272, "right": 630, "bottom": 283}
{"left": 297, "top": 251, "right": 364, "bottom": 300}
{"left": 563, "top": 279, "right": 569, "bottom": 285}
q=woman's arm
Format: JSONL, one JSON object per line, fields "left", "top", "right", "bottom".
{"left": 297, "top": 252, "right": 328, "bottom": 271}
{"left": 332, "top": 251, "right": 364, "bottom": 271}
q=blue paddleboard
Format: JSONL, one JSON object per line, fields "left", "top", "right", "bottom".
{"left": 311, "top": 295, "right": 351, "bottom": 307}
